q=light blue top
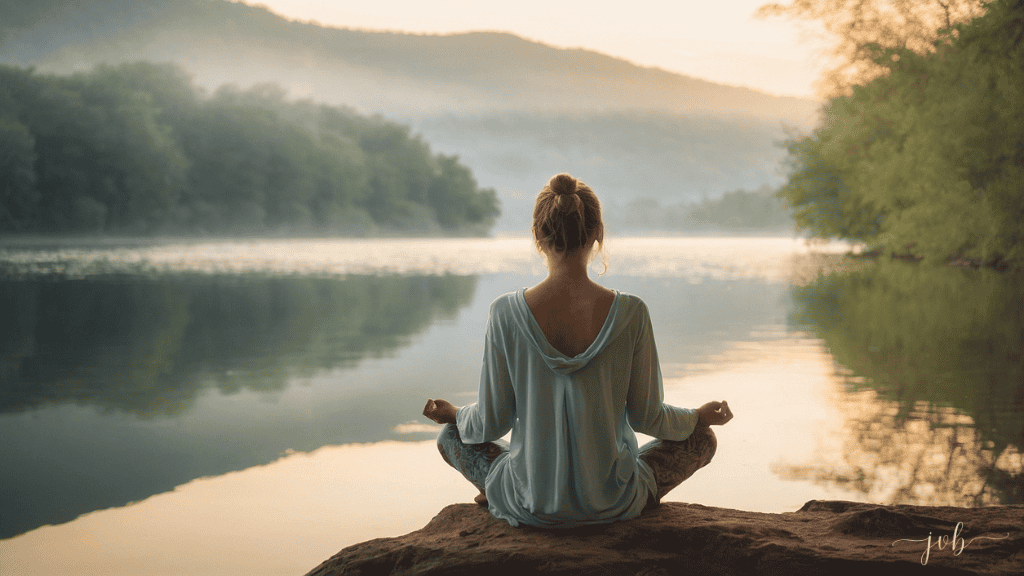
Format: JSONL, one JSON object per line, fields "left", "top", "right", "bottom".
{"left": 456, "top": 288, "right": 698, "bottom": 528}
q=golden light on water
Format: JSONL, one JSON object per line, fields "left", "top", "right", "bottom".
{"left": 777, "top": 391, "right": 1024, "bottom": 508}
{"left": 656, "top": 334, "right": 868, "bottom": 512}
{"left": 0, "top": 441, "right": 479, "bottom": 576}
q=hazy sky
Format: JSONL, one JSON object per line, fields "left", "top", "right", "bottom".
{"left": 240, "top": 0, "right": 826, "bottom": 99}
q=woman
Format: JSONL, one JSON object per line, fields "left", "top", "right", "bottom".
{"left": 423, "top": 173, "right": 733, "bottom": 528}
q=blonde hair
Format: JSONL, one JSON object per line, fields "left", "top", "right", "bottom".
{"left": 532, "top": 173, "right": 606, "bottom": 270}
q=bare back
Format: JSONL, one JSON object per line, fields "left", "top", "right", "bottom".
{"left": 524, "top": 281, "right": 616, "bottom": 358}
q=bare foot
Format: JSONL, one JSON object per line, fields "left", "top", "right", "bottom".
{"left": 474, "top": 492, "right": 488, "bottom": 506}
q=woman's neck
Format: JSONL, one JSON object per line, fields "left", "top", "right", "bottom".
{"left": 537, "top": 248, "right": 599, "bottom": 293}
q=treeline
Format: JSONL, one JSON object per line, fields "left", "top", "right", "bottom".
{"left": 0, "top": 62, "right": 500, "bottom": 235}
{"left": 776, "top": 0, "right": 1023, "bottom": 266}
{"left": 613, "top": 186, "right": 793, "bottom": 233}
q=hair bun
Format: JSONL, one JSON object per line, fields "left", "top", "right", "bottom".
{"left": 549, "top": 173, "right": 577, "bottom": 196}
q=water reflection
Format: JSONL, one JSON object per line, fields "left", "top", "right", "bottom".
{"left": 0, "top": 274, "right": 476, "bottom": 416}
{"left": 0, "top": 332, "right": 862, "bottom": 576}
{"left": 778, "top": 260, "right": 1024, "bottom": 505}
{"left": 0, "top": 236, "right": 940, "bottom": 576}
{"left": 0, "top": 273, "right": 478, "bottom": 538}
{"left": 0, "top": 265, "right": 804, "bottom": 541}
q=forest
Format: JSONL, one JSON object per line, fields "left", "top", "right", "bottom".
{"left": 772, "top": 0, "right": 1023, "bottom": 267}
{"left": 0, "top": 62, "right": 500, "bottom": 236}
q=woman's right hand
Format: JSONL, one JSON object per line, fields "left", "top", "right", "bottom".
{"left": 697, "top": 401, "right": 733, "bottom": 426}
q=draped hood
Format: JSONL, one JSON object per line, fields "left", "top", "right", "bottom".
{"left": 509, "top": 288, "right": 640, "bottom": 375}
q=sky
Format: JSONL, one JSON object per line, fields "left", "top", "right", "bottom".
{"left": 240, "top": 0, "right": 828, "bottom": 99}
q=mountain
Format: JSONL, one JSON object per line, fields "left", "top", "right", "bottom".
{"left": 1, "top": 0, "right": 821, "bottom": 231}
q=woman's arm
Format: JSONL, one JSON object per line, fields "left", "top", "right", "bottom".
{"left": 626, "top": 301, "right": 734, "bottom": 437}
{"left": 456, "top": 310, "right": 516, "bottom": 442}
{"left": 423, "top": 299, "right": 515, "bottom": 442}
{"left": 625, "top": 303, "right": 699, "bottom": 438}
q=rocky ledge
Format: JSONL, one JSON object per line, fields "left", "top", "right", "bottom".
{"left": 306, "top": 501, "right": 1023, "bottom": 575}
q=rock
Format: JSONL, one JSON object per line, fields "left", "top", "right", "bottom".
{"left": 306, "top": 501, "right": 1024, "bottom": 575}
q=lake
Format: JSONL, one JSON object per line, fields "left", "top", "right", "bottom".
{"left": 0, "top": 236, "right": 1020, "bottom": 576}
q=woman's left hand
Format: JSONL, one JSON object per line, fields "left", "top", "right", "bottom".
{"left": 423, "top": 398, "right": 459, "bottom": 425}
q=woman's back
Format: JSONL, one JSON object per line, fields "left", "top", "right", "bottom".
{"left": 524, "top": 282, "right": 615, "bottom": 358}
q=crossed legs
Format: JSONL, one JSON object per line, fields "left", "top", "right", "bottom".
{"left": 436, "top": 423, "right": 717, "bottom": 509}
{"left": 436, "top": 423, "right": 509, "bottom": 505}
{"left": 638, "top": 425, "right": 717, "bottom": 505}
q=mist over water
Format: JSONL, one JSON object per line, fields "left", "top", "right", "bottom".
{"left": 0, "top": 236, "right": 850, "bottom": 280}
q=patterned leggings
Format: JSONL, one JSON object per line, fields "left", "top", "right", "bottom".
{"left": 436, "top": 423, "right": 717, "bottom": 506}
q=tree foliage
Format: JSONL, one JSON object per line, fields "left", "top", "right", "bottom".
{"left": 775, "top": 0, "right": 1024, "bottom": 266}
{"left": 0, "top": 62, "right": 500, "bottom": 236}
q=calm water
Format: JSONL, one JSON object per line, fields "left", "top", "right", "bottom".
{"left": 0, "top": 237, "right": 1020, "bottom": 576}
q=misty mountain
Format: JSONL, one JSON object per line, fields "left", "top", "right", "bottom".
{"left": 414, "top": 113, "right": 794, "bottom": 232}
{"left": 1, "top": 0, "right": 820, "bottom": 231}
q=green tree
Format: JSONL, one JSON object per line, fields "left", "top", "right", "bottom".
{"left": 429, "top": 154, "right": 500, "bottom": 231}
{"left": 0, "top": 62, "right": 500, "bottom": 236}
{"left": 775, "top": 0, "right": 1024, "bottom": 265}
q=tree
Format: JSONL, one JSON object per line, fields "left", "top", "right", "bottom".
{"left": 775, "top": 0, "right": 1024, "bottom": 265}
{"left": 429, "top": 155, "right": 500, "bottom": 231}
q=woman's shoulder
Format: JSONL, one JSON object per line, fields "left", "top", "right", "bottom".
{"left": 489, "top": 289, "right": 522, "bottom": 310}
{"left": 486, "top": 288, "right": 649, "bottom": 318}
{"left": 485, "top": 290, "right": 525, "bottom": 324}
{"left": 605, "top": 291, "right": 656, "bottom": 338}
{"left": 611, "top": 290, "right": 649, "bottom": 314}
